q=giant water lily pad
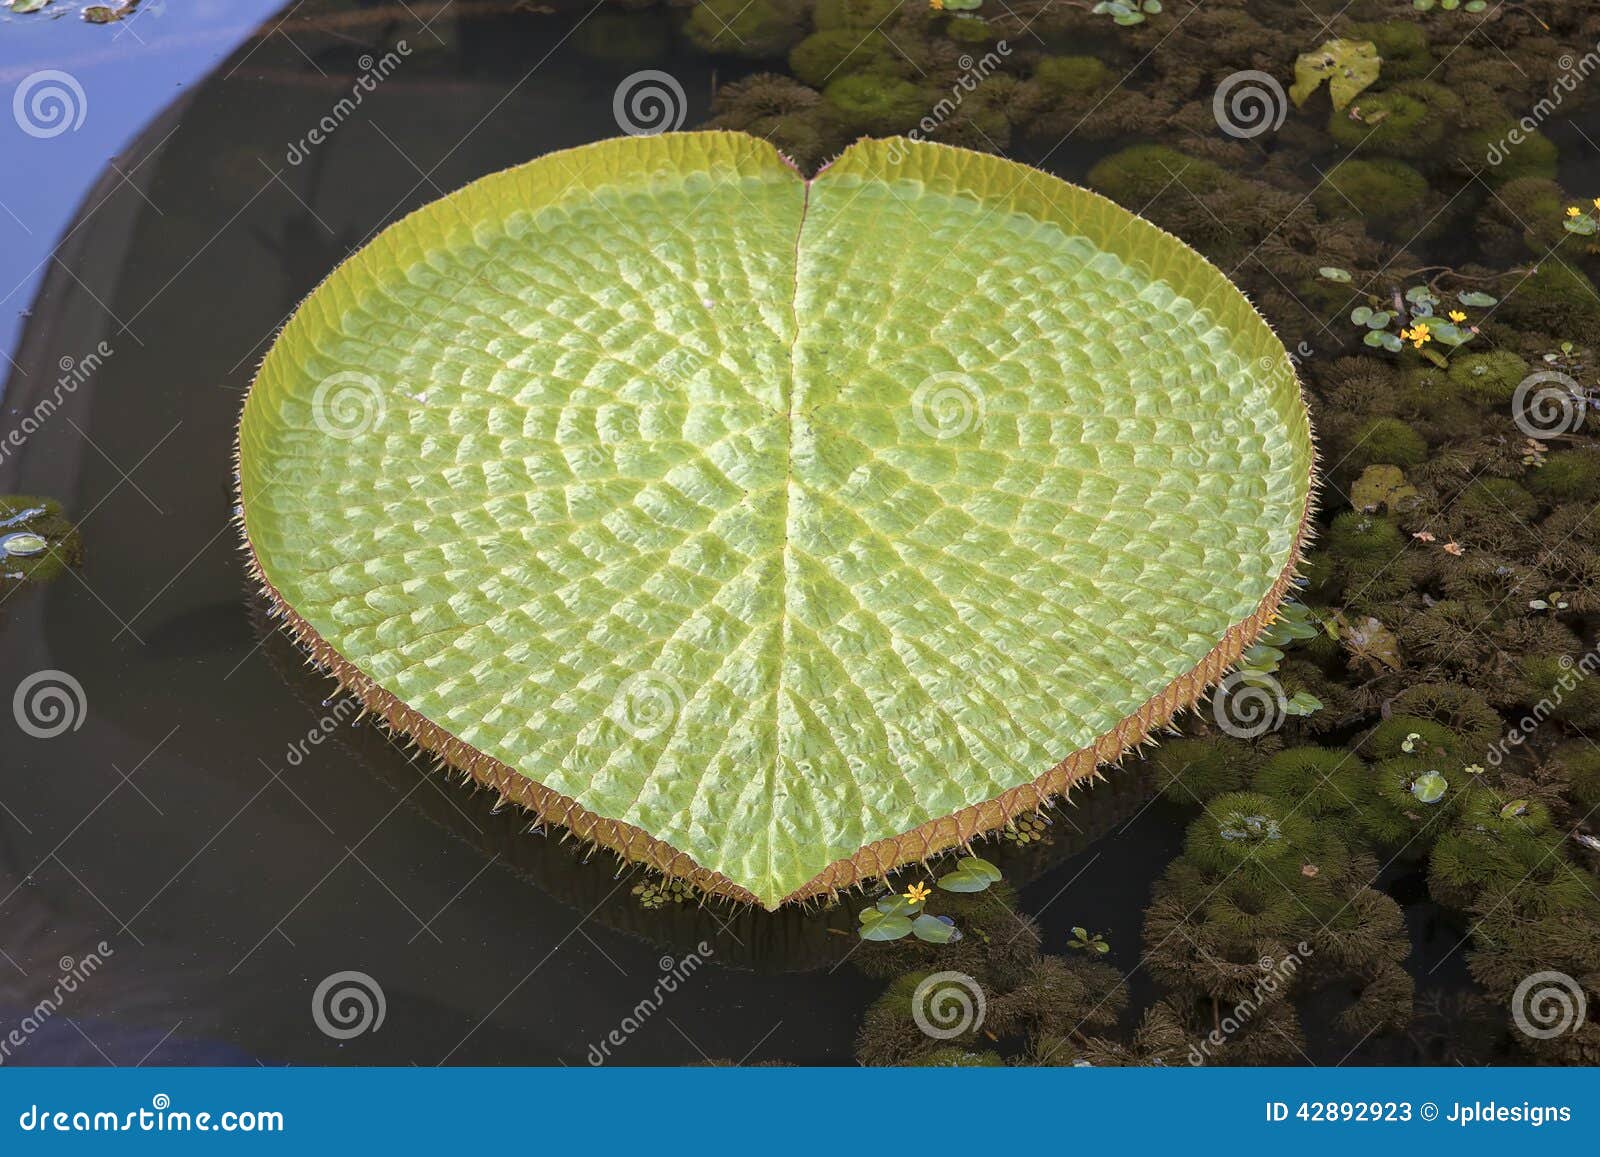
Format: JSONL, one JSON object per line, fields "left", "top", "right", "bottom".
{"left": 238, "top": 132, "right": 1313, "bottom": 908}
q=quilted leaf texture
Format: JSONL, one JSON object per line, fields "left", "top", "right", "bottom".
{"left": 238, "top": 132, "right": 1314, "bottom": 908}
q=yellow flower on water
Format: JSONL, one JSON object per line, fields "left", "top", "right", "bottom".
{"left": 1448, "top": 310, "right": 1466, "bottom": 323}
{"left": 1401, "top": 325, "right": 1432, "bottom": 348}
{"left": 904, "top": 882, "right": 931, "bottom": 905}
{"left": 929, "top": 0, "right": 944, "bottom": 9}
{"left": 1568, "top": 206, "right": 1583, "bottom": 218}
{"left": 1593, "top": 197, "right": 1600, "bottom": 210}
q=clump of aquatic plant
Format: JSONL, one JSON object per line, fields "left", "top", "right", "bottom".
{"left": 1313, "top": 159, "right": 1430, "bottom": 226}
{"left": 684, "top": 0, "right": 807, "bottom": 57}
{"left": 1319, "top": 270, "right": 1492, "bottom": 367}
{"left": 1562, "top": 196, "right": 1600, "bottom": 241}
{"left": 858, "top": 886, "right": 964, "bottom": 944}
{"left": 1151, "top": 736, "right": 1257, "bottom": 805}
{"left": 705, "top": 74, "right": 826, "bottom": 169}
{"left": 1067, "top": 926, "right": 1110, "bottom": 954}
{"left": 1142, "top": 790, "right": 1412, "bottom": 1060}
{"left": 856, "top": 855, "right": 1002, "bottom": 942}
{"left": 853, "top": 878, "right": 1130, "bottom": 1065}
{"left": 1327, "top": 81, "right": 1462, "bottom": 154}
{"left": 1251, "top": 746, "right": 1366, "bottom": 821}
{"left": 0, "top": 497, "right": 82, "bottom": 586}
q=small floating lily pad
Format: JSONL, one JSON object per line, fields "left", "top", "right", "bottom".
{"left": 1, "top": 532, "right": 48, "bottom": 557}
{"left": 1410, "top": 771, "right": 1448, "bottom": 805}
{"left": 1290, "top": 40, "right": 1380, "bottom": 112}
{"left": 0, "top": 497, "right": 81, "bottom": 585}
{"left": 912, "top": 914, "right": 962, "bottom": 943}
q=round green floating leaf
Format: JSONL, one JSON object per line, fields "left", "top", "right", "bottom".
{"left": 1411, "top": 771, "right": 1448, "bottom": 805}
{"left": 238, "top": 132, "right": 1313, "bottom": 908}
{"left": 857, "top": 911, "right": 913, "bottom": 941}
{"left": 0, "top": 532, "right": 48, "bottom": 557}
{"left": 912, "top": 913, "right": 962, "bottom": 943}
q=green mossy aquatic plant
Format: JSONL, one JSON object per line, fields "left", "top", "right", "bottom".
{"left": 1444, "top": 349, "right": 1529, "bottom": 406}
{"left": 1527, "top": 449, "right": 1600, "bottom": 504}
{"left": 1313, "top": 159, "right": 1429, "bottom": 225}
{"left": 1150, "top": 737, "right": 1255, "bottom": 805}
{"left": 236, "top": 131, "right": 1314, "bottom": 908}
{"left": 1327, "top": 82, "right": 1461, "bottom": 154}
{"left": 1344, "top": 21, "right": 1430, "bottom": 80}
{"left": 821, "top": 74, "right": 927, "bottom": 132}
{"left": 685, "top": 0, "right": 807, "bottom": 57}
{"left": 705, "top": 74, "right": 826, "bottom": 169}
{"left": 1459, "top": 122, "right": 1558, "bottom": 185}
{"left": 1251, "top": 746, "right": 1366, "bottom": 818}
{"left": 1031, "top": 55, "right": 1111, "bottom": 99}
{"left": 1086, "top": 144, "right": 1228, "bottom": 206}
{"left": 787, "top": 29, "right": 899, "bottom": 87}
{"left": 1499, "top": 262, "right": 1600, "bottom": 336}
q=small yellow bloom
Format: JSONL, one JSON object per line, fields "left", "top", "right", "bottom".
{"left": 929, "top": 0, "right": 944, "bottom": 8}
{"left": 1568, "top": 206, "right": 1583, "bottom": 218}
{"left": 1401, "top": 325, "right": 1432, "bottom": 348}
{"left": 904, "top": 882, "right": 931, "bottom": 905}
{"left": 1593, "top": 197, "right": 1600, "bottom": 210}
{"left": 1448, "top": 310, "right": 1466, "bottom": 323}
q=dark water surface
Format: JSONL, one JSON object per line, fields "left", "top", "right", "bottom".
{"left": 0, "top": 0, "right": 1533, "bottom": 1066}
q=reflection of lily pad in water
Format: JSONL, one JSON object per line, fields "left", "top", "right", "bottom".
{"left": 238, "top": 131, "right": 1313, "bottom": 909}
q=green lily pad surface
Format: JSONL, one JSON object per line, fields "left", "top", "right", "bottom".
{"left": 238, "top": 132, "right": 1312, "bottom": 908}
